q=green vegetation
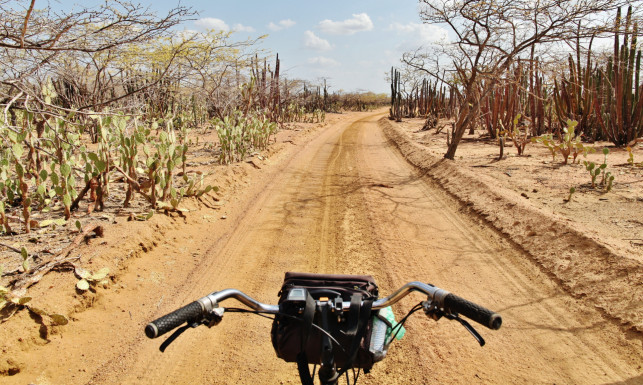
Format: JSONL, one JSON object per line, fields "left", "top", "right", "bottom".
{"left": 75, "top": 267, "right": 110, "bottom": 291}
{"left": 566, "top": 187, "right": 576, "bottom": 202}
{"left": 583, "top": 148, "right": 615, "bottom": 192}
{"left": 531, "top": 120, "right": 595, "bottom": 164}
{"left": 213, "top": 110, "right": 278, "bottom": 164}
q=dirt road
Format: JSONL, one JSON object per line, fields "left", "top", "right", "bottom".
{"left": 5, "top": 111, "right": 642, "bottom": 384}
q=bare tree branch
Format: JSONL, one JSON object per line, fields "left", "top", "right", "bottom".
{"left": 407, "top": 0, "right": 642, "bottom": 159}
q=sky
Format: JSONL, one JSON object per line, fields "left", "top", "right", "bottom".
{"left": 52, "top": 0, "right": 449, "bottom": 94}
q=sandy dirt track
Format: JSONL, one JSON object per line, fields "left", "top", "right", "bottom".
{"left": 3, "top": 111, "right": 642, "bottom": 384}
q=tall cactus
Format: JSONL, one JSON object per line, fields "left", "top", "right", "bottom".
{"left": 389, "top": 67, "right": 402, "bottom": 122}
{"left": 528, "top": 58, "right": 548, "bottom": 136}
{"left": 552, "top": 53, "right": 598, "bottom": 140}
{"left": 594, "top": 6, "right": 643, "bottom": 146}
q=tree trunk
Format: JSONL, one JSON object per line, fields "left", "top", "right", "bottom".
{"left": 444, "top": 96, "right": 478, "bottom": 160}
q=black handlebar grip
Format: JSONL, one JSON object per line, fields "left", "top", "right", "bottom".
{"left": 145, "top": 301, "right": 205, "bottom": 339}
{"left": 444, "top": 293, "right": 502, "bottom": 330}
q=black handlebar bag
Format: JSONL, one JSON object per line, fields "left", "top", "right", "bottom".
{"left": 270, "top": 272, "right": 380, "bottom": 373}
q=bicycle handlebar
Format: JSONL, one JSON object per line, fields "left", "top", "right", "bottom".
{"left": 444, "top": 292, "right": 502, "bottom": 330}
{"left": 145, "top": 301, "right": 205, "bottom": 339}
{"left": 145, "top": 281, "right": 502, "bottom": 339}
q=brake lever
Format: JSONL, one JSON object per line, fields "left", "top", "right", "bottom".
{"left": 444, "top": 314, "right": 486, "bottom": 347}
{"left": 422, "top": 300, "right": 485, "bottom": 346}
{"left": 159, "top": 323, "right": 195, "bottom": 352}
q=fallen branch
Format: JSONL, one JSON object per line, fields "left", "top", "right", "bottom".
{"left": 0, "top": 241, "right": 22, "bottom": 254}
{"left": 57, "top": 223, "right": 104, "bottom": 258}
{"left": 9, "top": 224, "right": 104, "bottom": 290}
{"left": 246, "top": 160, "right": 261, "bottom": 169}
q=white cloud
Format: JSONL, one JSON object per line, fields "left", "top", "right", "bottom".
{"left": 388, "top": 22, "right": 448, "bottom": 45}
{"left": 318, "top": 13, "right": 373, "bottom": 35}
{"left": 268, "top": 19, "right": 296, "bottom": 31}
{"left": 175, "top": 29, "right": 199, "bottom": 40}
{"left": 195, "top": 17, "right": 229, "bottom": 31}
{"left": 308, "top": 56, "right": 340, "bottom": 67}
{"left": 304, "top": 30, "right": 332, "bottom": 51}
{"left": 233, "top": 23, "right": 255, "bottom": 33}
{"left": 280, "top": 19, "right": 296, "bottom": 29}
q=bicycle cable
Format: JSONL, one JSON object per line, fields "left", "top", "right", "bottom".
{"left": 387, "top": 302, "right": 423, "bottom": 343}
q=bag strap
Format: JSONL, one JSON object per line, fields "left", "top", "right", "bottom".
{"left": 300, "top": 292, "right": 316, "bottom": 350}
{"left": 330, "top": 295, "right": 374, "bottom": 382}
{"left": 376, "top": 310, "right": 393, "bottom": 329}
{"left": 297, "top": 292, "right": 316, "bottom": 385}
{"left": 346, "top": 292, "right": 362, "bottom": 336}
{"left": 297, "top": 293, "right": 374, "bottom": 384}
{"left": 297, "top": 354, "right": 314, "bottom": 385}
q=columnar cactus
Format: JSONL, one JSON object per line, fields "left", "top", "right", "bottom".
{"left": 594, "top": 6, "right": 643, "bottom": 146}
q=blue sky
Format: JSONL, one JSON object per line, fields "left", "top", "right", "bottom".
{"left": 52, "top": 0, "right": 449, "bottom": 94}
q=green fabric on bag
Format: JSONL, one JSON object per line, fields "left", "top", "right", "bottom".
{"left": 380, "top": 306, "right": 405, "bottom": 343}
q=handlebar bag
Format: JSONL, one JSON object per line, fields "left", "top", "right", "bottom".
{"left": 270, "top": 272, "right": 380, "bottom": 372}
